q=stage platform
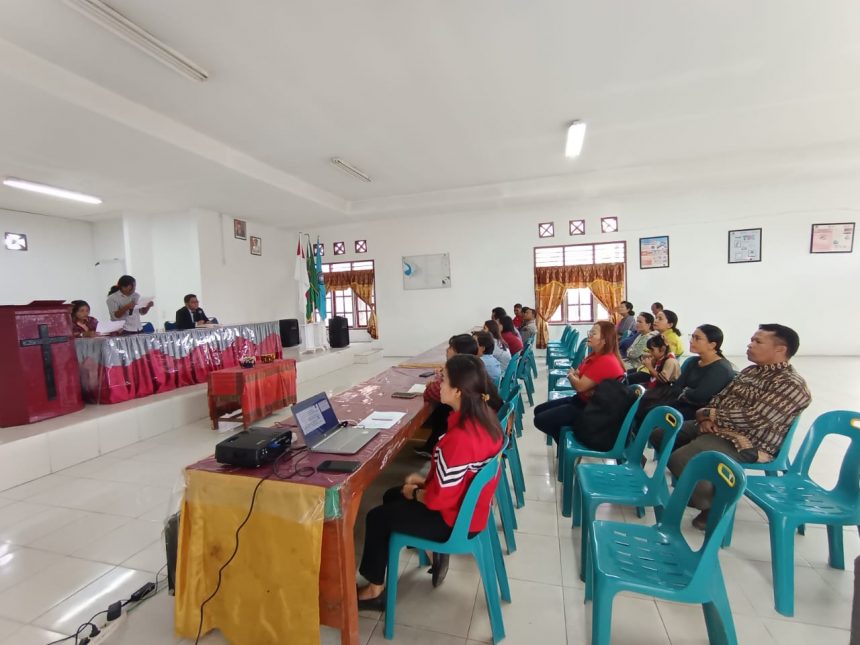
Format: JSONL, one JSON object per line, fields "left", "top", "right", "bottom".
{"left": 0, "top": 345, "right": 358, "bottom": 491}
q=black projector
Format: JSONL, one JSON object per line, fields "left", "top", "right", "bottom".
{"left": 215, "top": 427, "right": 293, "bottom": 468}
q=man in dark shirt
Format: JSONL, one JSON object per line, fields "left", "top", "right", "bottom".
{"left": 175, "top": 294, "right": 210, "bottom": 330}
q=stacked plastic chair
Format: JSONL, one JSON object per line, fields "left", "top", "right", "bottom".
{"left": 498, "top": 352, "right": 521, "bottom": 401}
{"left": 546, "top": 325, "right": 575, "bottom": 365}
{"left": 585, "top": 451, "right": 747, "bottom": 645}
{"left": 547, "top": 339, "right": 588, "bottom": 402}
{"left": 558, "top": 385, "right": 645, "bottom": 516}
{"left": 743, "top": 410, "right": 860, "bottom": 617}
{"left": 385, "top": 449, "right": 511, "bottom": 643}
{"left": 524, "top": 335, "right": 538, "bottom": 378}
{"left": 574, "top": 406, "right": 684, "bottom": 580}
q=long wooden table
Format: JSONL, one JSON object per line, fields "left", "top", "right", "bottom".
{"left": 177, "top": 345, "right": 446, "bottom": 644}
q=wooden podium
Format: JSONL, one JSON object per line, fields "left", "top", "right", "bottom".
{"left": 0, "top": 301, "right": 84, "bottom": 427}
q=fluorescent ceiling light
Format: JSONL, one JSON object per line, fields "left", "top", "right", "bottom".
{"left": 2, "top": 178, "right": 103, "bottom": 205}
{"left": 565, "top": 120, "right": 587, "bottom": 158}
{"left": 63, "top": 0, "right": 209, "bottom": 82}
{"left": 330, "top": 158, "right": 372, "bottom": 183}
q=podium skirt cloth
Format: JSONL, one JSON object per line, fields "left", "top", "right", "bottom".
{"left": 75, "top": 321, "right": 282, "bottom": 404}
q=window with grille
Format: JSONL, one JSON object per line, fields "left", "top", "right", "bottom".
{"left": 333, "top": 241, "right": 346, "bottom": 255}
{"left": 355, "top": 240, "right": 367, "bottom": 253}
{"left": 538, "top": 222, "right": 555, "bottom": 238}
{"left": 569, "top": 219, "right": 585, "bottom": 236}
{"left": 321, "top": 260, "right": 375, "bottom": 329}
{"left": 534, "top": 242, "right": 625, "bottom": 324}
{"left": 601, "top": 216, "right": 619, "bottom": 233}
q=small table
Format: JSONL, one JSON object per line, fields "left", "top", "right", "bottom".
{"left": 207, "top": 359, "right": 297, "bottom": 429}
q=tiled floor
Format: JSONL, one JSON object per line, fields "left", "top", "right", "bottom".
{"left": 0, "top": 354, "right": 857, "bottom": 644}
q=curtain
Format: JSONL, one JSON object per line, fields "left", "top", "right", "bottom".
{"left": 322, "top": 269, "right": 378, "bottom": 339}
{"left": 533, "top": 263, "right": 625, "bottom": 348}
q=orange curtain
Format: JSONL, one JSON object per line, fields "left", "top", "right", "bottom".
{"left": 533, "top": 263, "right": 625, "bottom": 348}
{"left": 536, "top": 281, "right": 567, "bottom": 349}
{"left": 322, "top": 269, "right": 378, "bottom": 339}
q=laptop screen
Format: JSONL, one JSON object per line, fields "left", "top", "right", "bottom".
{"left": 291, "top": 392, "right": 340, "bottom": 447}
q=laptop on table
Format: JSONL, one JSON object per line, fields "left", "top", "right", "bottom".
{"left": 292, "top": 392, "right": 381, "bottom": 455}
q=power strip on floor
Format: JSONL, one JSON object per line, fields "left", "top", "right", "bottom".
{"left": 85, "top": 613, "right": 127, "bottom": 644}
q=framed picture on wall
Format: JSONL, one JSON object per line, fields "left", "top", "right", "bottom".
{"left": 639, "top": 235, "right": 670, "bottom": 269}
{"left": 728, "top": 228, "right": 762, "bottom": 263}
{"left": 810, "top": 222, "right": 854, "bottom": 253}
{"left": 233, "top": 219, "right": 247, "bottom": 240}
{"left": 250, "top": 236, "right": 262, "bottom": 256}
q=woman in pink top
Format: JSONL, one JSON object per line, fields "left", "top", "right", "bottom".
{"left": 533, "top": 320, "right": 624, "bottom": 442}
{"left": 499, "top": 315, "right": 523, "bottom": 355}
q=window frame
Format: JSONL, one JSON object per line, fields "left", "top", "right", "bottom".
{"left": 533, "top": 241, "right": 627, "bottom": 326}
{"left": 321, "top": 259, "right": 376, "bottom": 330}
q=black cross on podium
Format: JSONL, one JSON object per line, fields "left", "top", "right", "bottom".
{"left": 20, "top": 324, "right": 69, "bottom": 401}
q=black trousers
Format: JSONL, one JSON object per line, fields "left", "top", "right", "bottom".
{"left": 358, "top": 486, "right": 452, "bottom": 585}
{"left": 533, "top": 395, "right": 586, "bottom": 443}
{"left": 421, "top": 403, "right": 453, "bottom": 451}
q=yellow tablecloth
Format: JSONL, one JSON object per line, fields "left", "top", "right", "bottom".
{"left": 174, "top": 469, "right": 325, "bottom": 645}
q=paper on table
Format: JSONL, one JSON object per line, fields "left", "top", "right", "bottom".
{"left": 134, "top": 296, "right": 155, "bottom": 310}
{"left": 407, "top": 384, "right": 426, "bottom": 394}
{"left": 356, "top": 411, "right": 407, "bottom": 430}
{"left": 96, "top": 320, "right": 126, "bottom": 334}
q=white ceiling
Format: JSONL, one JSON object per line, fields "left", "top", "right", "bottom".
{"left": 0, "top": 0, "right": 859, "bottom": 225}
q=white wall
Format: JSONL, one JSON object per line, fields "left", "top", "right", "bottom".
{"left": 305, "top": 177, "right": 860, "bottom": 357}
{"left": 91, "top": 219, "right": 126, "bottom": 321}
{"left": 151, "top": 214, "right": 202, "bottom": 325}
{"left": 196, "top": 210, "right": 297, "bottom": 326}
{"left": 0, "top": 208, "right": 99, "bottom": 310}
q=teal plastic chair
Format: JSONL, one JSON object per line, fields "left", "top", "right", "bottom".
{"left": 743, "top": 410, "right": 860, "bottom": 617}
{"left": 498, "top": 352, "right": 521, "bottom": 401}
{"left": 559, "top": 385, "right": 646, "bottom": 516}
{"left": 516, "top": 345, "right": 536, "bottom": 406}
{"left": 504, "top": 384, "right": 527, "bottom": 507}
{"left": 385, "top": 449, "right": 510, "bottom": 643}
{"left": 494, "top": 404, "right": 518, "bottom": 554}
{"left": 720, "top": 414, "right": 803, "bottom": 547}
{"left": 524, "top": 335, "right": 538, "bottom": 378}
{"left": 575, "top": 406, "right": 684, "bottom": 580}
{"left": 546, "top": 325, "right": 572, "bottom": 351}
{"left": 586, "top": 451, "right": 747, "bottom": 645}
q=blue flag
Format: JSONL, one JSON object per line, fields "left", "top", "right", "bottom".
{"left": 316, "top": 236, "right": 327, "bottom": 319}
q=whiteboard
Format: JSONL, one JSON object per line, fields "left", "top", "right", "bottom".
{"left": 402, "top": 253, "right": 451, "bottom": 290}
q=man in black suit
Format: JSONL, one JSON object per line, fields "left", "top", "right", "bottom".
{"left": 175, "top": 294, "right": 209, "bottom": 330}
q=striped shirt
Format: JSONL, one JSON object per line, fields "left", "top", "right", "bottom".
{"left": 705, "top": 362, "right": 811, "bottom": 458}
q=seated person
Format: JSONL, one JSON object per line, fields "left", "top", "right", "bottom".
{"left": 492, "top": 306, "right": 521, "bottom": 339}
{"left": 654, "top": 309, "right": 684, "bottom": 357}
{"left": 533, "top": 320, "right": 625, "bottom": 442}
{"left": 669, "top": 325, "right": 735, "bottom": 420}
{"left": 652, "top": 324, "right": 811, "bottom": 530}
{"left": 628, "top": 334, "right": 680, "bottom": 386}
{"left": 622, "top": 313, "right": 657, "bottom": 368}
{"left": 615, "top": 301, "right": 637, "bottom": 338}
{"left": 512, "top": 303, "right": 523, "bottom": 329}
{"left": 357, "top": 354, "right": 504, "bottom": 608}
{"left": 175, "top": 293, "right": 210, "bottom": 330}
{"left": 106, "top": 275, "right": 152, "bottom": 334}
{"left": 473, "top": 331, "right": 502, "bottom": 383}
{"left": 415, "top": 334, "right": 479, "bottom": 458}
{"left": 483, "top": 320, "right": 511, "bottom": 370}
{"left": 518, "top": 307, "right": 537, "bottom": 346}
{"left": 499, "top": 315, "right": 523, "bottom": 355}
{"left": 70, "top": 300, "right": 98, "bottom": 337}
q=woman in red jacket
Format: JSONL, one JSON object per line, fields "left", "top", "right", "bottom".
{"left": 356, "top": 354, "right": 504, "bottom": 609}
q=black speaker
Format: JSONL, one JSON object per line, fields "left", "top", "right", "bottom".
{"left": 329, "top": 316, "right": 350, "bottom": 348}
{"left": 279, "top": 318, "right": 300, "bottom": 347}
